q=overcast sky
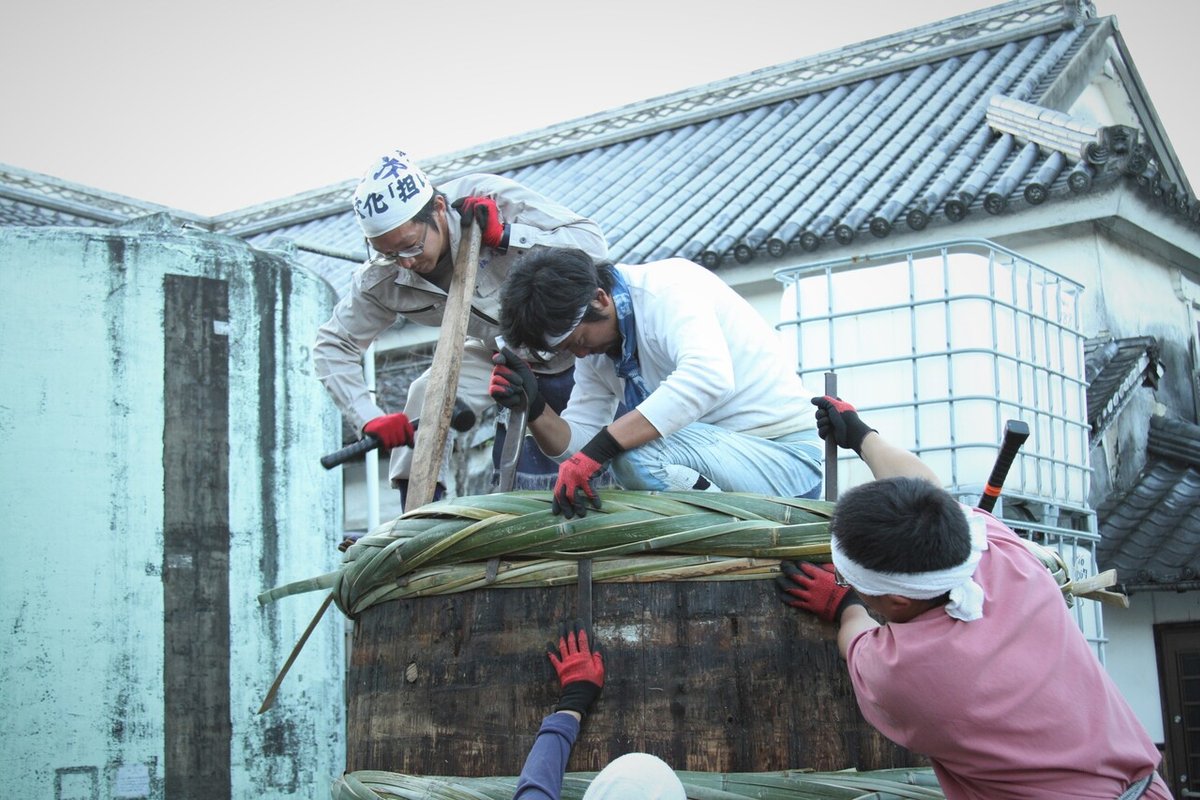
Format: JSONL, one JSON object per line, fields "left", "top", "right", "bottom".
{"left": 2, "top": 0, "right": 1194, "bottom": 216}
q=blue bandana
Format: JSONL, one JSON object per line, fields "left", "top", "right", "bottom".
{"left": 608, "top": 270, "right": 651, "bottom": 409}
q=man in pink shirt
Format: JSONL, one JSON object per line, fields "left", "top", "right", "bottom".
{"left": 777, "top": 396, "right": 1172, "bottom": 800}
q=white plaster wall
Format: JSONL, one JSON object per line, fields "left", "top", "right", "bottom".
{"left": 1103, "top": 593, "right": 1200, "bottom": 746}
{"left": 1003, "top": 223, "right": 1198, "bottom": 350}
{"left": 0, "top": 221, "right": 345, "bottom": 800}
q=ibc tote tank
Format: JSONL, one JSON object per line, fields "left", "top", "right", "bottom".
{"left": 0, "top": 215, "right": 344, "bottom": 800}
{"left": 777, "top": 240, "right": 1090, "bottom": 510}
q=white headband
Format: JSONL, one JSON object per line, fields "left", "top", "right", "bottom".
{"left": 831, "top": 504, "right": 989, "bottom": 622}
{"left": 542, "top": 303, "right": 589, "bottom": 349}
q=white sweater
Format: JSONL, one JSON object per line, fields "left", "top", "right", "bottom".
{"left": 560, "top": 259, "right": 816, "bottom": 456}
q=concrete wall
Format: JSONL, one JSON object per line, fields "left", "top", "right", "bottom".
{"left": 0, "top": 216, "right": 345, "bottom": 800}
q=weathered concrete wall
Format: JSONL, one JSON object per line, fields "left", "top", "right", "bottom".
{"left": 0, "top": 216, "right": 344, "bottom": 800}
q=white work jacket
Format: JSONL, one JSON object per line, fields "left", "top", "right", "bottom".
{"left": 314, "top": 173, "right": 609, "bottom": 431}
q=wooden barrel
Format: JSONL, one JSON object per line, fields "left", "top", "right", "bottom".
{"left": 346, "top": 578, "right": 923, "bottom": 776}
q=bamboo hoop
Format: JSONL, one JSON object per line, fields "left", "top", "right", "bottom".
{"left": 259, "top": 489, "right": 1124, "bottom": 618}
{"left": 331, "top": 765, "right": 949, "bottom": 799}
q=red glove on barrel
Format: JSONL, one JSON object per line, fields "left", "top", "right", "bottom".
{"left": 553, "top": 428, "right": 623, "bottom": 519}
{"left": 490, "top": 347, "right": 546, "bottom": 421}
{"left": 776, "top": 561, "right": 865, "bottom": 624}
{"left": 547, "top": 619, "right": 604, "bottom": 715}
{"left": 451, "top": 196, "right": 508, "bottom": 250}
{"left": 362, "top": 412, "right": 414, "bottom": 448}
{"left": 811, "top": 395, "right": 877, "bottom": 455}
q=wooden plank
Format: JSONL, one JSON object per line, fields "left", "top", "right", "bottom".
{"left": 405, "top": 219, "right": 482, "bottom": 511}
{"left": 163, "top": 274, "right": 232, "bottom": 800}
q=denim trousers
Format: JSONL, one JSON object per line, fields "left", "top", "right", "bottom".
{"left": 611, "top": 423, "right": 824, "bottom": 499}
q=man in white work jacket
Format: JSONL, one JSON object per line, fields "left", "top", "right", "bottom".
{"left": 314, "top": 149, "right": 609, "bottom": 504}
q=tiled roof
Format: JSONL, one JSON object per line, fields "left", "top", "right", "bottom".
{"left": 216, "top": 0, "right": 1195, "bottom": 300}
{"left": 1083, "top": 335, "right": 1161, "bottom": 441}
{"left": 4, "top": 1, "right": 1195, "bottom": 302}
{"left": 1097, "top": 415, "right": 1200, "bottom": 591}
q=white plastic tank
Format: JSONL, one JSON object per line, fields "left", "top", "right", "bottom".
{"left": 0, "top": 215, "right": 344, "bottom": 800}
{"left": 777, "top": 240, "right": 1090, "bottom": 509}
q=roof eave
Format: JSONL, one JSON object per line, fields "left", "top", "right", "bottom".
{"left": 1107, "top": 26, "right": 1194, "bottom": 196}
{"left": 762, "top": 183, "right": 1200, "bottom": 272}
{"left": 1120, "top": 581, "right": 1200, "bottom": 595}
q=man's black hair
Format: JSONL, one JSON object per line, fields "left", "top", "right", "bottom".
{"left": 410, "top": 189, "right": 445, "bottom": 227}
{"left": 500, "top": 247, "right": 617, "bottom": 351}
{"left": 831, "top": 477, "right": 971, "bottom": 573}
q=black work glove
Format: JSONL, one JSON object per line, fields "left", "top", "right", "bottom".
{"left": 547, "top": 620, "right": 604, "bottom": 715}
{"left": 451, "top": 196, "right": 509, "bottom": 251}
{"left": 490, "top": 347, "right": 546, "bottom": 422}
{"left": 553, "top": 428, "right": 623, "bottom": 519}
{"left": 811, "top": 395, "right": 877, "bottom": 455}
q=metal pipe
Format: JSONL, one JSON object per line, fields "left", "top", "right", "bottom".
{"left": 364, "top": 342, "right": 379, "bottom": 532}
{"left": 824, "top": 372, "right": 837, "bottom": 501}
{"left": 294, "top": 241, "right": 367, "bottom": 263}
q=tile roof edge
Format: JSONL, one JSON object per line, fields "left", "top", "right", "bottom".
{"left": 1091, "top": 349, "right": 1159, "bottom": 441}
{"left": 1148, "top": 413, "right": 1200, "bottom": 468}
{"left": 210, "top": 178, "right": 357, "bottom": 234}
{"left": 1107, "top": 27, "right": 1195, "bottom": 197}
{"left": 0, "top": 162, "right": 207, "bottom": 226}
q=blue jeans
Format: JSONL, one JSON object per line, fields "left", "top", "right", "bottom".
{"left": 610, "top": 424, "right": 824, "bottom": 499}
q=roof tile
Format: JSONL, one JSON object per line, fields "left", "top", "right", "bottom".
{"left": 1097, "top": 415, "right": 1200, "bottom": 590}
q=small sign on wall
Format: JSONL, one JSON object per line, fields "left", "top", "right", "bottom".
{"left": 114, "top": 763, "right": 150, "bottom": 798}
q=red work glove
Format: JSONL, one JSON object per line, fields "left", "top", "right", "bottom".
{"left": 775, "top": 561, "right": 865, "bottom": 624}
{"left": 553, "top": 428, "right": 623, "bottom": 519}
{"left": 362, "top": 412, "right": 414, "bottom": 448}
{"left": 490, "top": 347, "right": 546, "bottom": 421}
{"left": 811, "top": 395, "right": 877, "bottom": 455}
{"left": 547, "top": 619, "right": 604, "bottom": 715}
{"left": 451, "top": 196, "right": 508, "bottom": 250}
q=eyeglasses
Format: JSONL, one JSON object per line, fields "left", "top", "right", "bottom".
{"left": 509, "top": 345, "right": 557, "bottom": 365}
{"left": 833, "top": 569, "right": 850, "bottom": 588}
{"left": 366, "top": 222, "right": 429, "bottom": 267}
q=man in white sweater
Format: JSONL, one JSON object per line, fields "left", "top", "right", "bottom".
{"left": 490, "top": 246, "right": 822, "bottom": 517}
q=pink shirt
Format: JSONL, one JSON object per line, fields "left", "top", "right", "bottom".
{"left": 846, "top": 510, "right": 1170, "bottom": 800}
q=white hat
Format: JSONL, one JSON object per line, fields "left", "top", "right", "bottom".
{"left": 352, "top": 149, "right": 435, "bottom": 238}
{"left": 582, "top": 753, "right": 686, "bottom": 800}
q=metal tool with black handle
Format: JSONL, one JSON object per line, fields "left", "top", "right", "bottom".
{"left": 485, "top": 337, "right": 531, "bottom": 582}
{"left": 823, "top": 372, "right": 838, "bottom": 501}
{"left": 978, "top": 419, "right": 1030, "bottom": 512}
{"left": 320, "top": 400, "right": 476, "bottom": 470}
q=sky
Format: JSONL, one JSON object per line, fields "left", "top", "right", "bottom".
{"left": 2, "top": 0, "right": 1196, "bottom": 217}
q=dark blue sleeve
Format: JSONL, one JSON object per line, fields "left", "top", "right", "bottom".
{"left": 512, "top": 712, "right": 580, "bottom": 800}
